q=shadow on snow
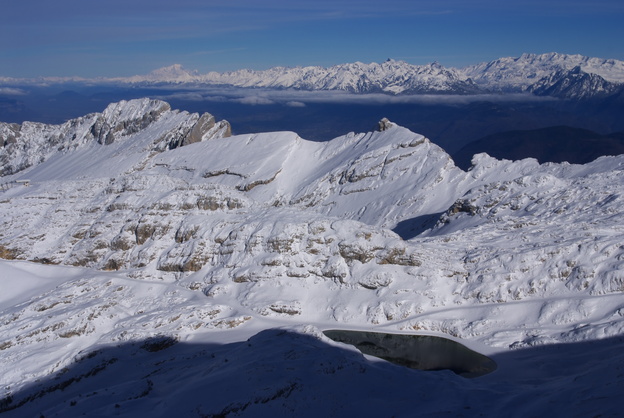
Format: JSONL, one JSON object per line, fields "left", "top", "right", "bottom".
{"left": 1, "top": 330, "right": 624, "bottom": 417}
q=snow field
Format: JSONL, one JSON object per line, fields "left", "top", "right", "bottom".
{"left": 1, "top": 98, "right": 624, "bottom": 415}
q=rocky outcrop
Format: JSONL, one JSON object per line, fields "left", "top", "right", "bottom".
{"left": 0, "top": 99, "right": 231, "bottom": 176}
{"left": 98, "top": 99, "right": 172, "bottom": 143}
{"left": 376, "top": 118, "right": 394, "bottom": 132}
{"left": 180, "top": 113, "right": 232, "bottom": 146}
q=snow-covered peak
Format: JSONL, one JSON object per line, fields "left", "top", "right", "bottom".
{"left": 0, "top": 98, "right": 231, "bottom": 176}
{"left": 125, "top": 64, "right": 200, "bottom": 84}
{"left": 464, "top": 52, "right": 624, "bottom": 90}
{"left": 529, "top": 65, "right": 622, "bottom": 99}
{"left": 101, "top": 98, "right": 171, "bottom": 124}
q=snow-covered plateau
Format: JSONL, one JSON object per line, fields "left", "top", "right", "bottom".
{"left": 1, "top": 98, "right": 623, "bottom": 416}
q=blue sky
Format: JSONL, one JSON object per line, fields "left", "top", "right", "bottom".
{"left": 1, "top": 0, "right": 623, "bottom": 78}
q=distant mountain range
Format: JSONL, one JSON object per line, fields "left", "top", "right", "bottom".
{"left": 2, "top": 53, "right": 624, "bottom": 101}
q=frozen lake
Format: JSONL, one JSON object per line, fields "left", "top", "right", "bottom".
{"left": 323, "top": 330, "right": 497, "bottom": 378}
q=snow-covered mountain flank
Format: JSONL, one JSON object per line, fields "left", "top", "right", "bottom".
{"left": 1, "top": 99, "right": 624, "bottom": 416}
{"left": 463, "top": 52, "right": 624, "bottom": 90}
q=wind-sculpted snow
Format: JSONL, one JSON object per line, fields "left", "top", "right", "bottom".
{"left": 1, "top": 99, "right": 624, "bottom": 415}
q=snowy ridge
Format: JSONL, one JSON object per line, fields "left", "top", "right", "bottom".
{"left": 104, "top": 53, "right": 624, "bottom": 99}
{"left": 463, "top": 52, "right": 624, "bottom": 91}
{"left": 1, "top": 99, "right": 624, "bottom": 415}
{"left": 529, "top": 65, "right": 624, "bottom": 99}
{"left": 196, "top": 60, "right": 479, "bottom": 94}
{"left": 0, "top": 98, "right": 231, "bottom": 176}
{"left": 113, "top": 60, "right": 479, "bottom": 94}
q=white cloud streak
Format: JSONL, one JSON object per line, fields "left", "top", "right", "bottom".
{"left": 0, "top": 87, "right": 27, "bottom": 95}
{"left": 156, "top": 86, "right": 555, "bottom": 106}
{"left": 286, "top": 101, "right": 306, "bottom": 107}
{"left": 235, "top": 96, "right": 275, "bottom": 105}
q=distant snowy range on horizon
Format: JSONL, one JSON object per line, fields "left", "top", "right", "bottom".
{"left": 3, "top": 52, "right": 624, "bottom": 100}
{"left": 1, "top": 54, "right": 624, "bottom": 416}
{"left": 3, "top": 52, "right": 624, "bottom": 161}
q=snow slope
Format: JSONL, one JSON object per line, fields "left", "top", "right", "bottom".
{"left": 1, "top": 99, "right": 624, "bottom": 415}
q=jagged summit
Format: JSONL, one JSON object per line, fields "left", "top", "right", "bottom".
{"left": 376, "top": 117, "right": 395, "bottom": 131}
{"left": 0, "top": 98, "right": 231, "bottom": 176}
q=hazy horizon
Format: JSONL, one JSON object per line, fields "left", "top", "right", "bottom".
{"left": 2, "top": 0, "right": 624, "bottom": 78}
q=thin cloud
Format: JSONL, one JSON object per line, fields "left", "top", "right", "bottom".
{"left": 0, "top": 87, "right": 27, "bottom": 95}
{"left": 155, "top": 92, "right": 205, "bottom": 101}
{"left": 154, "top": 86, "right": 556, "bottom": 106}
{"left": 236, "top": 95, "right": 275, "bottom": 105}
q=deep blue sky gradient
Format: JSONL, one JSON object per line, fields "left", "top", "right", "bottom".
{"left": 2, "top": 0, "right": 623, "bottom": 77}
